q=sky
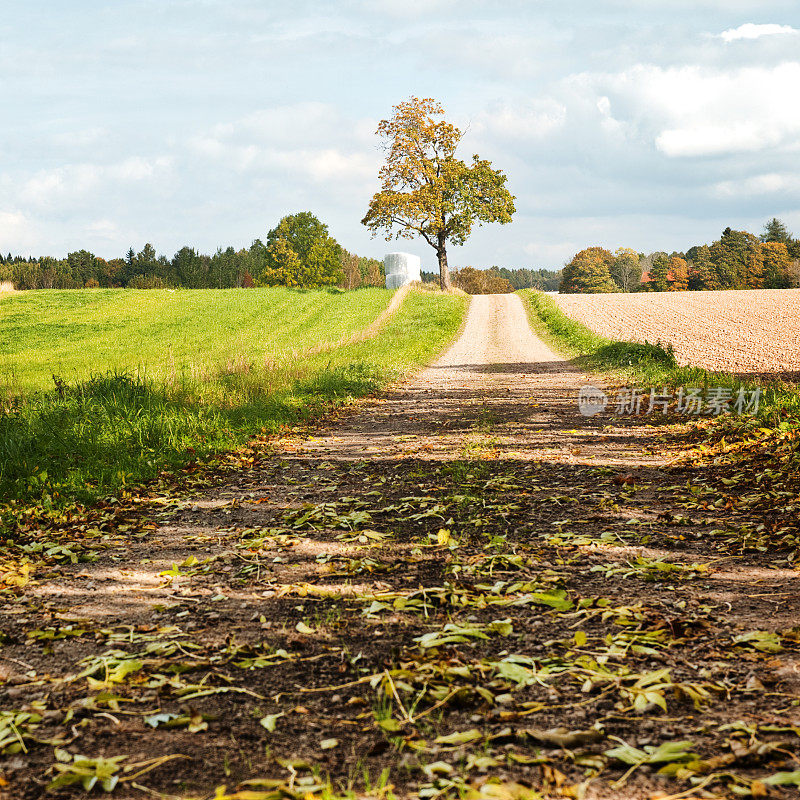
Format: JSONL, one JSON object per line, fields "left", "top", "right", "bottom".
{"left": 1, "top": 0, "right": 799, "bottom": 271}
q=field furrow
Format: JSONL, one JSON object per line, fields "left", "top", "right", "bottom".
{"left": 553, "top": 288, "right": 800, "bottom": 374}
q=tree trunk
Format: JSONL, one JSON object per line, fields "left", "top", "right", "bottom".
{"left": 437, "top": 237, "right": 451, "bottom": 291}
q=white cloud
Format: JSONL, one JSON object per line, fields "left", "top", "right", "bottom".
{"left": 574, "top": 62, "right": 800, "bottom": 157}
{"left": 472, "top": 99, "right": 567, "bottom": 140}
{"left": 50, "top": 127, "right": 107, "bottom": 147}
{"left": 300, "top": 149, "right": 376, "bottom": 183}
{"left": 16, "top": 157, "right": 173, "bottom": 209}
{"left": 656, "top": 123, "right": 786, "bottom": 157}
{"left": 713, "top": 172, "right": 800, "bottom": 197}
{"left": 110, "top": 157, "right": 172, "bottom": 181}
{"left": 187, "top": 103, "right": 380, "bottom": 187}
{"left": 360, "top": 0, "right": 459, "bottom": 18}
{"left": 193, "top": 142, "right": 378, "bottom": 185}
{"left": 207, "top": 102, "right": 374, "bottom": 150}
{"left": 719, "top": 23, "right": 799, "bottom": 42}
{"left": 5, "top": 1, "right": 800, "bottom": 264}
{"left": 86, "top": 219, "right": 121, "bottom": 239}
{"left": 523, "top": 240, "right": 579, "bottom": 263}
{"left": 0, "top": 210, "right": 35, "bottom": 249}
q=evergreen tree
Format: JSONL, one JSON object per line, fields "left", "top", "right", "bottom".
{"left": 761, "top": 217, "right": 793, "bottom": 244}
{"left": 248, "top": 238, "right": 269, "bottom": 284}
{"left": 687, "top": 245, "right": 714, "bottom": 290}
{"left": 210, "top": 247, "right": 240, "bottom": 288}
{"left": 172, "top": 247, "right": 208, "bottom": 288}
{"left": 122, "top": 247, "right": 137, "bottom": 285}
{"left": 137, "top": 243, "right": 158, "bottom": 272}
{"left": 645, "top": 253, "right": 670, "bottom": 291}
{"left": 66, "top": 250, "right": 99, "bottom": 286}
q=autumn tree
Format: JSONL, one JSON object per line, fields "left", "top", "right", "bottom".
{"left": 610, "top": 247, "right": 641, "bottom": 292}
{"left": 761, "top": 241, "right": 792, "bottom": 288}
{"left": 452, "top": 267, "right": 513, "bottom": 294}
{"left": 359, "top": 256, "right": 384, "bottom": 287}
{"left": 102, "top": 258, "right": 126, "bottom": 287}
{"left": 452, "top": 267, "right": 486, "bottom": 294}
{"left": 709, "top": 228, "right": 763, "bottom": 289}
{"left": 560, "top": 247, "right": 617, "bottom": 293}
{"left": 788, "top": 259, "right": 800, "bottom": 287}
{"left": 668, "top": 256, "right": 689, "bottom": 291}
{"left": 338, "top": 254, "right": 384, "bottom": 289}
{"left": 483, "top": 268, "right": 515, "bottom": 294}
{"left": 339, "top": 251, "right": 362, "bottom": 290}
{"left": 361, "top": 97, "right": 515, "bottom": 290}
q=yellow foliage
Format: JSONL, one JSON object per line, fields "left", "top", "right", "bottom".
{"left": 362, "top": 97, "right": 515, "bottom": 290}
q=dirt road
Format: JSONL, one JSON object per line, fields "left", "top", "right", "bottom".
{"left": 294, "top": 293, "right": 659, "bottom": 467}
{"left": 7, "top": 293, "right": 800, "bottom": 800}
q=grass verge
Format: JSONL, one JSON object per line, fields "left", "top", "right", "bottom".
{"left": 0, "top": 289, "right": 467, "bottom": 516}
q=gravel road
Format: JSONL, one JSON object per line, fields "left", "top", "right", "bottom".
{"left": 294, "top": 292, "right": 661, "bottom": 467}
{"left": 433, "top": 292, "right": 561, "bottom": 374}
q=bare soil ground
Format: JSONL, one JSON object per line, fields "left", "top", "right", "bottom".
{"left": 2, "top": 294, "right": 799, "bottom": 799}
{"left": 553, "top": 288, "right": 800, "bottom": 375}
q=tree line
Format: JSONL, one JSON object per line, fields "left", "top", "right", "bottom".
{"left": 560, "top": 218, "right": 800, "bottom": 294}
{"left": 0, "top": 212, "right": 384, "bottom": 291}
{"left": 421, "top": 266, "right": 561, "bottom": 293}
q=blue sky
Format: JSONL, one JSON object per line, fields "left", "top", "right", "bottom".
{"left": 1, "top": 0, "right": 799, "bottom": 270}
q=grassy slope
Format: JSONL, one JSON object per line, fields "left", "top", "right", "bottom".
{"left": 0, "top": 287, "right": 393, "bottom": 393}
{"left": 0, "top": 288, "right": 467, "bottom": 510}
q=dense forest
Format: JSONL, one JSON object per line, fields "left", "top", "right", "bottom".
{"left": 0, "top": 212, "right": 384, "bottom": 292}
{"left": 561, "top": 218, "right": 800, "bottom": 294}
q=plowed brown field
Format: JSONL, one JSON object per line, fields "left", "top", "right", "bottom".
{"left": 553, "top": 288, "right": 800, "bottom": 374}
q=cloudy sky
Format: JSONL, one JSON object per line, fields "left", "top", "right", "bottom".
{"left": 2, "top": 1, "right": 799, "bottom": 270}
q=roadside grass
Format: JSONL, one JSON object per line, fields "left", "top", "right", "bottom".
{"left": 0, "top": 286, "right": 394, "bottom": 394}
{"left": 0, "top": 289, "right": 467, "bottom": 512}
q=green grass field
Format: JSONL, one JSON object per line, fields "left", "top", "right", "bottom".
{"left": 0, "top": 287, "right": 467, "bottom": 513}
{"left": 0, "top": 287, "right": 394, "bottom": 393}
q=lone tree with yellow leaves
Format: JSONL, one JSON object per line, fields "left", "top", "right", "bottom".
{"left": 361, "top": 97, "right": 516, "bottom": 290}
